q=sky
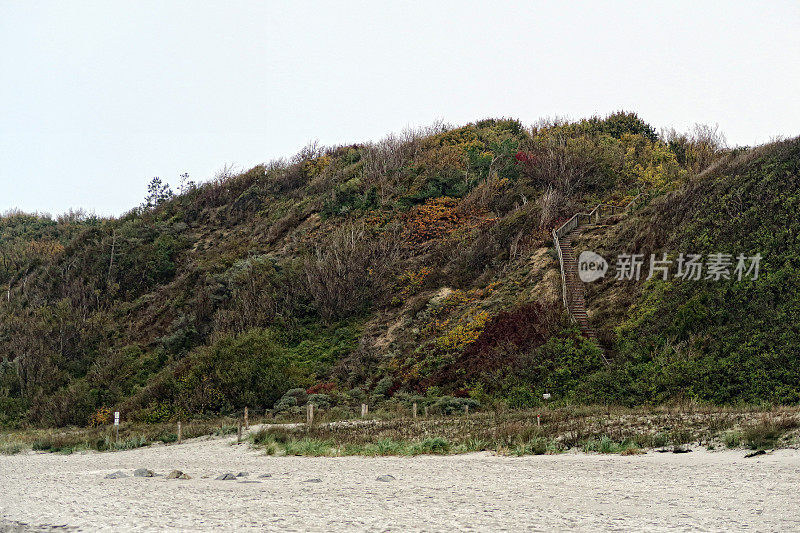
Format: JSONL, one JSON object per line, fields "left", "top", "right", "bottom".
{"left": 1, "top": 1, "right": 799, "bottom": 217}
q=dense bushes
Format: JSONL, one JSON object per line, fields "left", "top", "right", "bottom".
{"left": 302, "top": 222, "right": 403, "bottom": 320}
{"left": 603, "top": 137, "right": 800, "bottom": 404}
{"left": 172, "top": 329, "right": 301, "bottom": 414}
{"left": 3, "top": 113, "right": 781, "bottom": 428}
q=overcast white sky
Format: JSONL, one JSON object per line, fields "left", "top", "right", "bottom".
{"left": 1, "top": 1, "right": 798, "bottom": 216}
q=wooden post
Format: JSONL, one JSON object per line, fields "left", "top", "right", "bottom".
{"left": 237, "top": 419, "right": 242, "bottom": 444}
{"left": 424, "top": 405, "right": 428, "bottom": 417}
{"left": 361, "top": 403, "right": 368, "bottom": 418}
{"left": 177, "top": 421, "right": 182, "bottom": 444}
{"left": 464, "top": 404, "right": 469, "bottom": 415}
{"left": 244, "top": 407, "right": 249, "bottom": 430}
{"left": 413, "top": 402, "right": 418, "bottom": 419}
{"left": 114, "top": 424, "right": 119, "bottom": 445}
{"left": 537, "top": 414, "right": 541, "bottom": 427}
{"left": 307, "top": 403, "right": 314, "bottom": 426}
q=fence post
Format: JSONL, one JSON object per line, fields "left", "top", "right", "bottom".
{"left": 361, "top": 403, "right": 369, "bottom": 417}
{"left": 307, "top": 403, "right": 314, "bottom": 427}
{"left": 237, "top": 419, "right": 242, "bottom": 444}
{"left": 244, "top": 407, "right": 249, "bottom": 430}
{"left": 424, "top": 405, "right": 429, "bottom": 417}
{"left": 177, "top": 421, "right": 182, "bottom": 444}
{"left": 464, "top": 404, "right": 469, "bottom": 415}
{"left": 413, "top": 402, "right": 418, "bottom": 419}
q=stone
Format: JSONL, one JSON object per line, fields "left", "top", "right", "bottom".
{"left": 104, "top": 471, "right": 128, "bottom": 479}
{"left": 745, "top": 450, "right": 767, "bottom": 458}
{"left": 166, "top": 470, "right": 191, "bottom": 479}
{"left": 303, "top": 478, "right": 322, "bottom": 483}
{"left": 215, "top": 473, "right": 237, "bottom": 480}
{"left": 257, "top": 473, "right": 272, "bottom": 478}
{"left": 134, "top": 468, "right": 154, "bottom": 478}
{"left": 672, "top": 447, "right": 692, "bottom": 454}
{"left": 376, "top": 475, "right": 396, "bottom": 482}
{"left": 236, "top": 472, "right": 249, "bottom": 477}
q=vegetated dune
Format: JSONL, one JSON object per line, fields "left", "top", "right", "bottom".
{"left": 0, "top": 113, "right": 797, "bottom": 430}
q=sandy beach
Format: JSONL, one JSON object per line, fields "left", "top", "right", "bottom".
{"left": 1, "top": 432, "right": 799, "bottom": 532}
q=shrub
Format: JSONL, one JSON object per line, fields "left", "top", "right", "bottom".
{"left": 302, "top": 222, "right": 401, "bottom": 320}
{"left": 514, "top": 437, "right": 555, "bottom": 456}
{"left": 176, "top": 329, "right": 301, "bottom": 414}
{"left": 307, "top": 394, "right": 331, "bottom": 409}
{"left": 723, "top": 431, "right": 742, "bottom": 448}
{"left": 345, "top": 388, "right": 366, "bottom": 404}
{"left": 506, "top": 387, "right": 538, "bottom": 409}
{"left": 412, "top": 437, "right": 451, "bottom": 454}
{"left": 0, "top": 442, "right": 23, "bottom": 455}
{"left": 88, "top": 406, "right": 112, "bottom": 427}
{"left": 283, "top": 438, "right": 335, "bottom": 456}
{"left": 280, "top": 388, "right": 308, "bottom": 406}
{"left": 432, "top": 396, "right": 479, "bottom": 415}
{"left": 373, "top": 377, "right": 394, "bottom": 397}
{"left": 742, "top": 419, "right": 795, "bottom": 450}
{"left": 582, "top": 436, "right": 625, "bottom": 454}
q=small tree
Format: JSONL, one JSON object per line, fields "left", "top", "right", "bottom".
{"left": 178, "top": 172, "right": 196, "bottom": 194}
{"left": 143, "top": 177, "right": 174, "bottom": 209}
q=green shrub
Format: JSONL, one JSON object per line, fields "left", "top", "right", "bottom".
{"left": 723, "top": 431, "right": 742, "bottom": 448}
{"left": 742, "top": 420, "right": 792, "bottom": 450}
{"left": 157, "top": 432, "right": 178, "bottom": 444}
{"left": 582, "top": 436, "right": 625, "bottom": 454}
{"left": 514, "top": 437, "right": 552, "bottom": 456}
{"left": 307, "top": 394, "right": 331, "bottom": 408}
{"left": 506, "top": 386, "right": 538, "bottom": 409}
{"left": 283, "top": 438, "right": 335, "bottom": 456}
{"left": 273, "top": 396, "right": 298, "bottom": 412}
{"left": 32, "top": 439, "right": 52, "bottom": 451}
{"left": 373, "top": 377, "right": 394, "bottom": 397}
{"left": 412, "top": 437, "right": 451, "bottom": 454}
{"left": 178, "top": 329, "right": 301, "bottom": 414}
{"left": 0, "top": 443, "right": 23, "bottom": 455}
{"left": 213, "top": 425, "right": 237, "bottom": 436}
{"left": 432, "top": 396, "right": 479, "bottom": 415}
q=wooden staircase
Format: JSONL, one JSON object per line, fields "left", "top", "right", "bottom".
{"left": 557, "top": 232, "right": 598, "bottom": 344}
{"left": 551, "top": 193, "right": 642, "bottom": 363}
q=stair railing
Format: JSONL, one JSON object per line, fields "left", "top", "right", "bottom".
{"left": 552, "top": 192, "right": 643, "bottom": 315}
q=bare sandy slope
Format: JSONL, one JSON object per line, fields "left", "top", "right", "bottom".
{"left": 1, "top": 433, "right": 799, "bottom": 532}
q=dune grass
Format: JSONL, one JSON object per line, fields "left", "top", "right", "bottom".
{"left": 0, "top": 416, "right": 252, "bottom": 455}
{"left": 3, "top": 405, "right": 800, "bottom": 457}
{"left": 247, "top": 404, "right": 800, "bottom": 457}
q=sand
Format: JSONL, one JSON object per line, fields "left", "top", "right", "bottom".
{"left": 1, "top": 433, "right": 799, "bottom": 532}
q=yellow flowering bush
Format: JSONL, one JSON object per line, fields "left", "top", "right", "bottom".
{"left": 88, "top": 406, "right": 112, "bottom": 427}
{"left": 434, "top": 311, "right": 490, "bottom": 352}
{"left": 303, "top": 155, "right": 332, "bottom": 177}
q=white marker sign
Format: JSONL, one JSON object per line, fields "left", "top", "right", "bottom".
{"left": 542, "top": 393, "right": 551, "bottom": 400}
{"left": 114, "top": 411, "right": 120, "bottom": 426}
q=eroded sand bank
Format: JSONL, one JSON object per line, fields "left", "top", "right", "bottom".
{"left": 1, "top": 433, "right": 798, "bottom": 532}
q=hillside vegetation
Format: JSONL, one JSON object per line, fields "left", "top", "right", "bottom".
{"left": 1, "top": 112, "right": 794, "bottom": 429}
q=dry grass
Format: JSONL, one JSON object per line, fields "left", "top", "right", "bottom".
{"left": 4, "top": 405, "right": 800, "bottom": 457}
{"left": 0, "top": 415, "right": 263, "bottom": 455}
{"left": 250, "top": 404, "right": 800, "bottom": 457}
